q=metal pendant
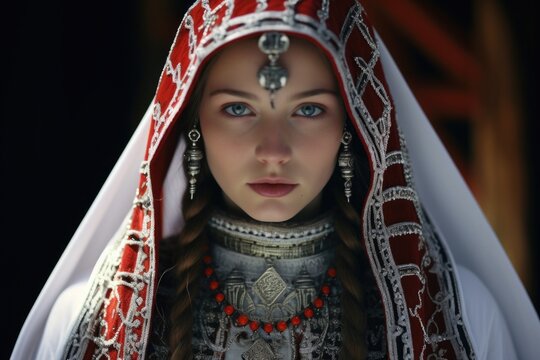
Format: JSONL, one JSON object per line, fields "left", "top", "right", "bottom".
{"left": 242, "top": 339, "right": 276, "bottom": 360}
{"left": 253, "top": 266, "right": 287, "bottom": 305}
{"left": 257, "top": 32, "right": 290, "bottom": 108}
{"left": 224, "top": 268, "right": 247, "bottom": 309}
{"left": 258, "top": 64, "right": 288, "bottom": 91}
{"left": 294, "top": 266, "right": 317, "bottom": 310}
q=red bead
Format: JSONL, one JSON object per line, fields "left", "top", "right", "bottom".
{"left": 313, "top": 297, "right": 324, "bottom": 309}
{"left": 237, "top": 314, "right": 249, "bottom": 326}
{"left": 249, "top": 321, "right": 260, "bottom": 331}
{"left": 321, "top": 284, "right": 331, "bottom": 296}
{"left": 209, "top": 280, "right": 219, "bottom": 290}
{"left": 215, "top": 293, "right": 225, "bottom": 303}
{"left": 327, "top": 267, "right": 337, "bottom": 278}
{"left": 204, "top": 267, "right": 214, "bottom": 277}
{"left": 276, "top": 321, "right": 288, "bottom": 332}
{"left": 304, "top": 307, "right": 314, "bottom": 318}
{"left": 224, "top": 305, "right": 235, "bottom": 316}
{"left": 203, "top": 255, "right": 212, "bottom": 264}
{"left": 291, "top": 315, "right": 301, "bottom": 326}
{"left": 263, "top": 323, "right": 273, "bottom": 333}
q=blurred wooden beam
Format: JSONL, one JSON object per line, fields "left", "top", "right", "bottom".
{"left": 411, "top": 84, "right": 479, "bottom": 119}
{"left": 474, "top": 0, "right": 528, "bottom": 287}
{"left": 375, "top": 0, "right": 481, "bottom": 84}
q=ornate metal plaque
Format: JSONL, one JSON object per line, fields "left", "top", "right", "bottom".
{"left": 253, "top": 266, "right": 287, "bottom": 305}
{"left": 242, "top": 339, "right": 276, "bottom": 360}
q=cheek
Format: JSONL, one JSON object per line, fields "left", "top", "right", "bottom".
{"left": 300, "top": 136, "right": 341, "bottom": 181}
{"left": 304, "top": 127, "right": 342, "bottom": 163}
{"left": 201, "top": 123, "right": 224, "bottom": 174}
{"left": 201, "top": 124, "right": 247, "bottom": 182}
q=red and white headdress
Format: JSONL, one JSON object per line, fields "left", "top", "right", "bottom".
{"left": 13, "top": 1, "right": 539, "bottom": 359}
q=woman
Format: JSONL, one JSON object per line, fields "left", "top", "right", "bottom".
{"left": 12, "top": 0, "right": 539, "bottom": 359}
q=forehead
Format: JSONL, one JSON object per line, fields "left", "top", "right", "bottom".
{"left": 205, "top": 35, "right": 337, "bottom": 89}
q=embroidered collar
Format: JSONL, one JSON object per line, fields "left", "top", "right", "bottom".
{"left": 207, "top": 209, "right": 336, "bottom": 259}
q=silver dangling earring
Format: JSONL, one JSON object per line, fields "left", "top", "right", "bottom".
{"left": 186, "top": 124, "right": 203, "bottom": 200}
{"left": 338, "top": 130, "right": 354, "bottom": 203}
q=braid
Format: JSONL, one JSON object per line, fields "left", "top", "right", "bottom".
{"left": 333, "top": 179, "right": 367, "bottom": 359}
{"left": 167, "top": 157, "right": 217, "bottom": 359}
{"left": 166, "top": 61, "right": 217, "bottom": 359}
{"left": 330, "top": 131, "right": 370, "bottom": 359}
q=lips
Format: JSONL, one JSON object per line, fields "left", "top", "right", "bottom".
{"left": 248, "top": 183, "right": 297, "bottom": 197}
{"left": 247, "top": 178, "right": 298, "bottom": 197}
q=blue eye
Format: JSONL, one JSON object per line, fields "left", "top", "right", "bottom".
{"left": 295, "top": 104, "right": 323, "bottom": 117}
{"left": 223, "top": 103, "right": 252, "bottom": 116}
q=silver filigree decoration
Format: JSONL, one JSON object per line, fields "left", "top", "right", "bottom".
{"left": 253, "top": 267, "right": 288, "bottom": 305}
{"left": 242, "top": 339, "right": 276, "bottom": 360}
{"left": 257, "top": 32, "right": 290, "bottom": 108}
{"left": 382, "top": 186, "right": 417, "bottom": 203}
{"left": 386, "top": 151, "right": 404, "bottom": 167}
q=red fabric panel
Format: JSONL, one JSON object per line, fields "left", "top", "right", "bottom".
{"left": 383, "top": 163, "right": 407, "bottom": 189}
{"left": 389, "top": 234, "right": 423, "bottom": 265}
{"left": 383, "top": 199, "right": 419, "bottom": 226}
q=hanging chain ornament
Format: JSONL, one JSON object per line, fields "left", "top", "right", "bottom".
{"left": 257, "top": 32, "right": 290, "bottom": 108}
{"left": 338, "top": 130, "right": 354, "bottom": 203}
{"left": 186, "top": 125, "right": 203, "bottom": 200}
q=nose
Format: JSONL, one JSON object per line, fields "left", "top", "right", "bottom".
{"left": 255, "top": 122, "right": 292, "bottom": 165}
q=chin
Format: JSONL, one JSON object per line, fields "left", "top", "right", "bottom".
{"left": 244, "top": 205, "right": 299, "bottom": 223}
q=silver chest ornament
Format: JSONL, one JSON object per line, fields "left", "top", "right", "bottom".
{"left": 253, "top": 266, "right": 288, "bottom": 307}
{"left": 242, "top": 338, "right": 276, "bottom": 360}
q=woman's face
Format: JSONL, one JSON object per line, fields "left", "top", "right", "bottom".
{"left": 199, "top": 36, "right": 345, "bottom": 222}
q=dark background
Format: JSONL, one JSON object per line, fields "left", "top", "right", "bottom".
{"left": 2, "top": 1, "right": 538, "bottom": 357}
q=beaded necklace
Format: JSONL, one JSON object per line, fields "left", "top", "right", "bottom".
{"left": 201, "top": 253, "right": 338, "bottom": 334}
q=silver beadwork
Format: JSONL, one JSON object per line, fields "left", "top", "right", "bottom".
{"left": 257, "top": 32, "right": 290, "bottom": 108}
{"left": 207, "top": 209, "right": 335, "bottom": 259}
{"left": 338, "top": 130, "right": 354, "bottom": 203}
{"left": 186, "top": 125, "right": 203, "bottom": 200}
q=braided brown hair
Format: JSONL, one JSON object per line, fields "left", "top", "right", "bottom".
{"left": 334, "top": 176, "right": 369, "bottom": 358}
{"left": 322, "top": 131, "right": 370, "bottom": 359}
{"left": 166, "top": 61, "right": 219, "bottom": 359}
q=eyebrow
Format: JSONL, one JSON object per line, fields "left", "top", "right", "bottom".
{"left": 209, "top": 89, "right": 258, "bottom": 100}
{"left": 291, "top": 88, "right": 339, "bottom": 100}
{"left": 208, "top": 88, "right": 339, "bottom": 101}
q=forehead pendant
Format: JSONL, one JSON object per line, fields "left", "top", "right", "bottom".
{"left": 257, "top": 32, "right": 290, "bottom": 108}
